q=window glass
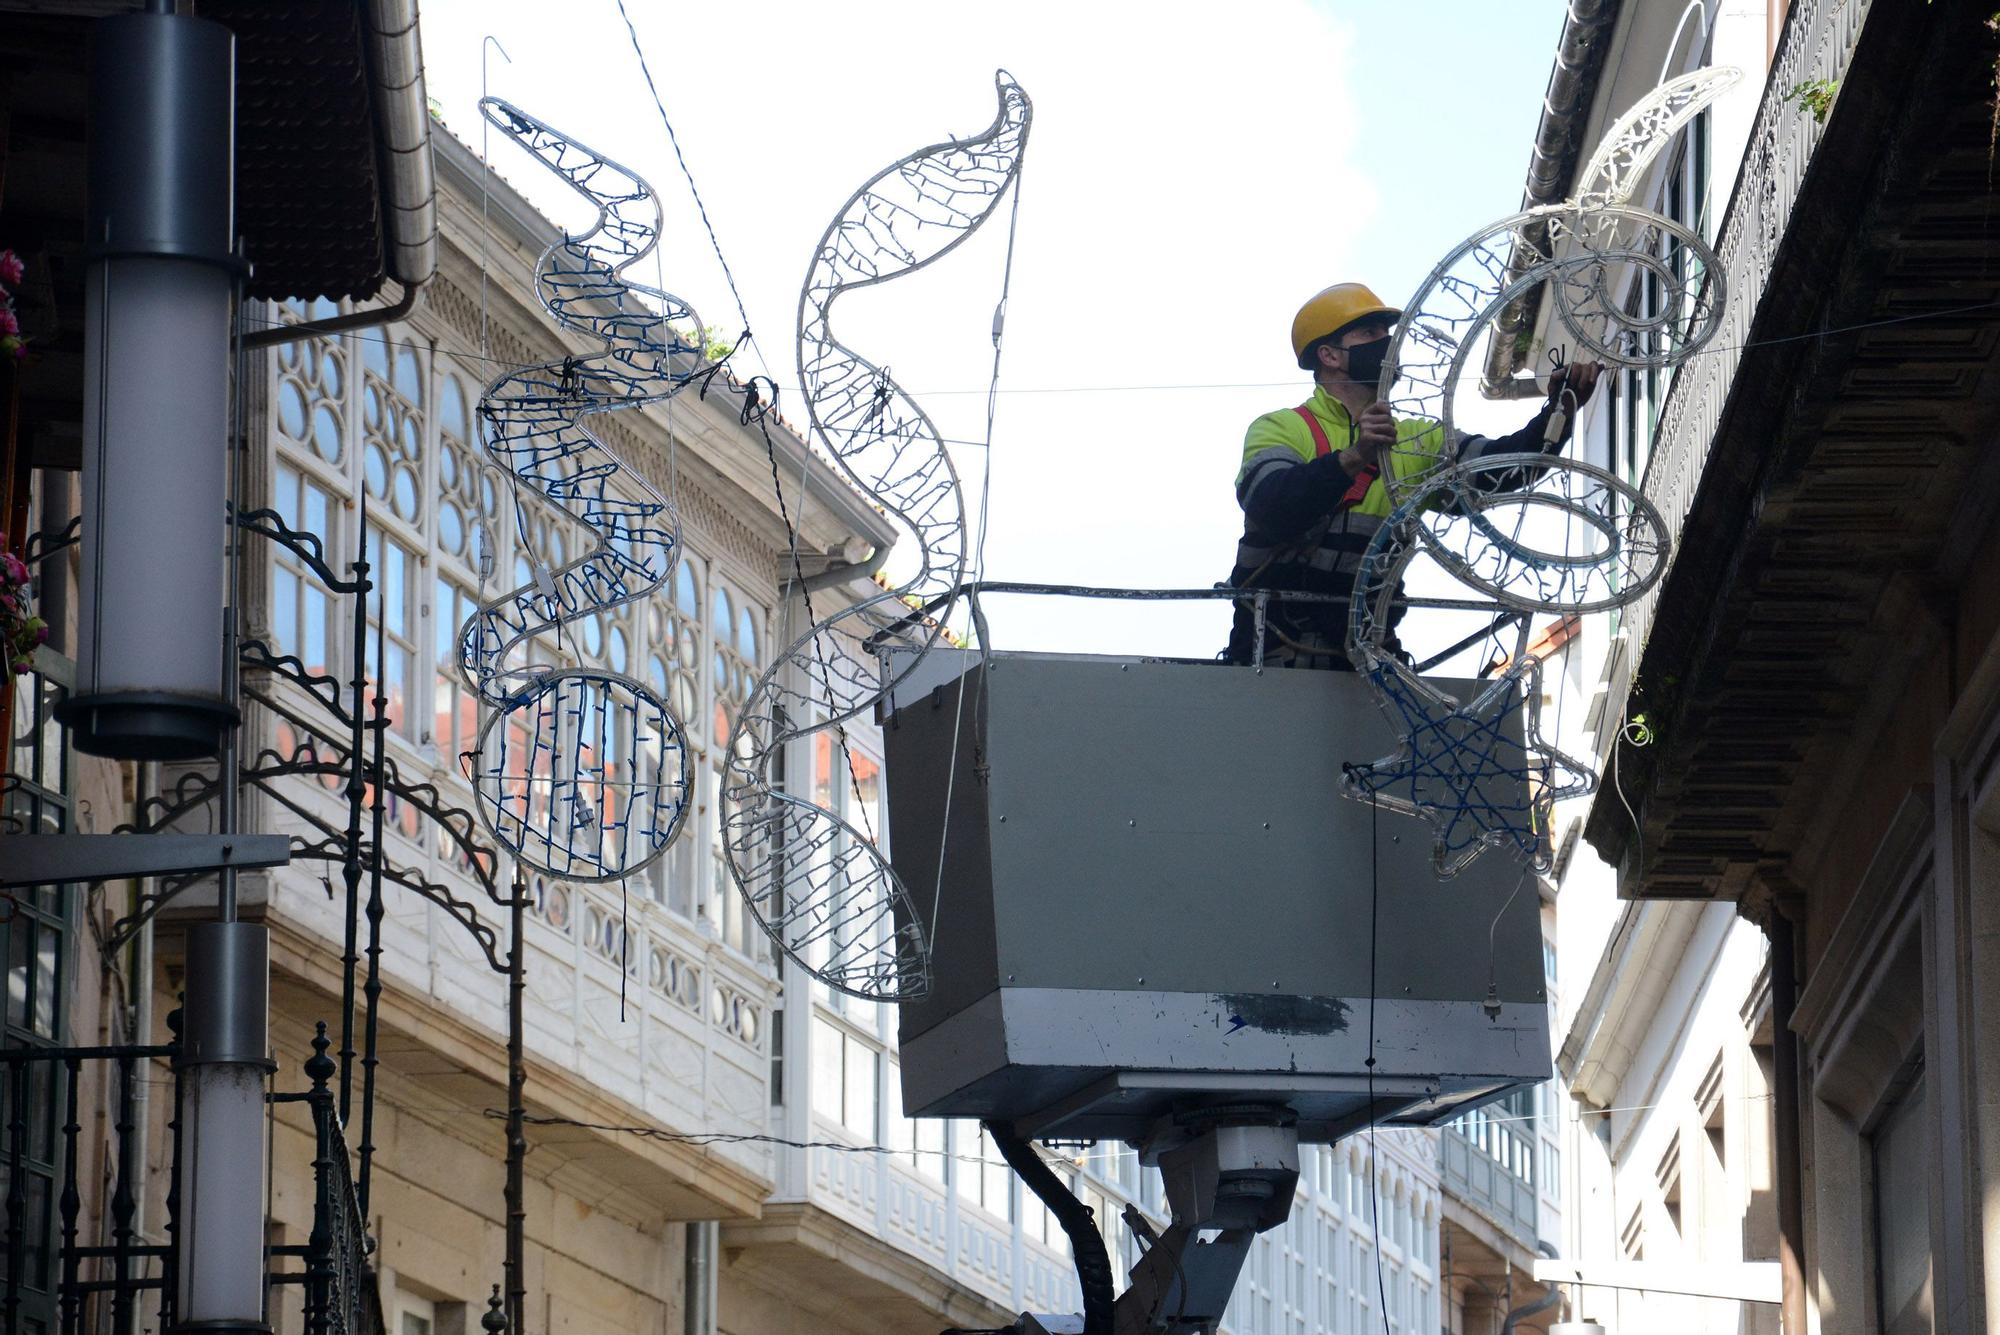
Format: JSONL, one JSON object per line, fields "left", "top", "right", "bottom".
{"left": 270, "top": 464, "right": 340, "bottom": 675}
{"left": 363, "top": 334, "right": 426, "bottom": 529}
{"left": 1873, "top": 1068, "right": 1933, "bottom": 1335}
{"left": 0, "top": 668, "right": 74, "bottom": 1326}
{"left": 367, "top": 527, "right": 418, "bottom": 739}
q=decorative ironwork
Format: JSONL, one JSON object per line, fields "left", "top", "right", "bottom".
{"left": 232, "top": 504, "right": 369, "bottom": 594}
{"left": 459, "top": 98, "right": 705, "bottom": 885}
{"left": 1624, "top": 0, "right": 1857, "bottom": 657}
{"left": 272, "top": 1023, "right": 382, "bottom": 1335}
{"left": 1340, "top": 69, "right": 1740, "bottom": 874}
{"left": 242, "top": 635, "right": 354, "bottom": 728}
{"left": 721, "top": 70, "right": 1032, "bottom": 1002}
{"left": 2, "top": 1041, "right": 178, "bottom": 1335}
{"left": 23, "top": 515, "right": 81, "bottom": 566}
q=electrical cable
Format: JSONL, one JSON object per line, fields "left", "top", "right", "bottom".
{"left": 603, "top": 8, "right": 927, "bottom": 877}
{"left": 610, "top": 0, "right": 753, "bottom": 343}
{"left": 489, "top": 1108, "right": 1027, "bottom": 1167}
{"left": 743, "top": 397, "right": 880, "bottom": 846}
{"left": 987, "top": 1121, "right": 1114, "bottom": 1335}
{"left": 234, "top": 293, "right": 2000, "bottom": 400}
{"left": 1365, "top": 783, "right": 1390, "bottom": 1335}
{"left": 447, "top": 1089, "right": 1780, "bottom": 1139}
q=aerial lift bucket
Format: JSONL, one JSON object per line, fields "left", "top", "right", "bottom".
{"left": 884, "top": 649, "right": 1552, "bottom": 1144}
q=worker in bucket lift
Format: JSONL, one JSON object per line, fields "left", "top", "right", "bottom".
{"left": 1224, "top": 282, "right": 1601, "bottom": 670}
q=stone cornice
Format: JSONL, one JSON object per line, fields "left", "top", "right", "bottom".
{"left": 721, "top": 1201, "right": 1016, "bottom": 1335}
{"left": 249, "top": 911, "right": 776, "bottom": 1223}
{"left": 424, "top": 150, "right": 898, "bottom": 589}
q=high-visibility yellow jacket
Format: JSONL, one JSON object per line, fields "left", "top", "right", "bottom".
{"left": 1225, "top": 386, "right": 1556, "bottom": 668}
{"left": 1235, "top": 385, "right": 1450, "bottom": 519}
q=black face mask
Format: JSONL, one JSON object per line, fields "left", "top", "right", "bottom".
{"left": 1342, "top": 336, "right": 1390, "bottom": 388}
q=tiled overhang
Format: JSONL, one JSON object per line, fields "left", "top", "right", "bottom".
{"left": 0, "top": 2, "right": 423, "bottom": 303}
{"left": 1584, "top": 0, "right": 2000, "bottom": 896}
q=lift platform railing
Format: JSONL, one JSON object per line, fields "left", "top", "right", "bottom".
{"left": 863, "top": 579, "right": 1525, "bottom": 674}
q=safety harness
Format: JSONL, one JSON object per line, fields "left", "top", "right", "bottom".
{"left": 1290, "top": 403, "right": 1378, "bottom": 511}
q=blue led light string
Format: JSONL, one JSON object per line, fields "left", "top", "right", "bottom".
{"left": 459, "top": 98, "right": 723, "bottom": 883}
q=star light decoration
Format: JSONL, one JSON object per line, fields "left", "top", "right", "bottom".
{"left": 1347, "top": 659, "right": 1596, "bottom": 877}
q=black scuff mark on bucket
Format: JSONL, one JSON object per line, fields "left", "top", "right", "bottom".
{"left": 1215, "top": 993, "right": 1350, "bottom": 1036}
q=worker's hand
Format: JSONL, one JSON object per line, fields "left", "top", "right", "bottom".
{"left": 1546, "top": 360, "right": 1601, "bottom": 409}
{"left": 1339, "top": 401, "right": 1397, "bottom": 475}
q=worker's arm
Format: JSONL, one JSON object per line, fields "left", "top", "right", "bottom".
{"left": 1456, "top": 361, "right": 1601, "bottom": 487}
{"left": 1239, "top": 449, "right": 1368, "bottom": 538}
{"left": 1236, "top": 406, "right": 1389, "bottom": 539}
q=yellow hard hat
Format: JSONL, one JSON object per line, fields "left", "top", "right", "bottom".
{"left": 1291, "top": 283, "right": 1401, "bottom": 370}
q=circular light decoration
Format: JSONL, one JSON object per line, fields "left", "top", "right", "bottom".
{"left": 1341, "top": 68, "right": 1741, "bottom": 875}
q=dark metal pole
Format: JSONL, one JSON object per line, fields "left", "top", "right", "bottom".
{"left": 163, "top": 1005, "right": 184, "bottom": 1334}
{"left": 110, "top": 1052, "right": 137, "bottom": 1335}
{"left": 338, "top": 510, "right": 371, "bottom": 1122}
{"left": 303, "top": 1024, "right": 335, "bottom": 1335}
{"left": 7, "top": 1059, "right": 29, "bottom": 1332}
{"left": 356, "top": 596, "right": 389, "bottom": 1220}
{"left": 57, "top": 1058, "right": 81, "bottom": 1335}
{"left": 1768, "top": 915, "right": 1807, "bottom": 1335}
{"left": 505, "top": 875, "right": 527, "bottom": 1335}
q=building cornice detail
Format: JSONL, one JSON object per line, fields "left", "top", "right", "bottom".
{"left": 413, "top": 266, "right": 789, "bottom": 580}
{"left": 1558, "top": 897, "right": 1707, "bottom": 1110}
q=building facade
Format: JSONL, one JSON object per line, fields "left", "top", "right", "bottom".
{"left": 0, "top": 8, "right": 1597, "bottom": 1335}
{"left": 1490, "top": 1, "right": 2000, "bottom": 1333}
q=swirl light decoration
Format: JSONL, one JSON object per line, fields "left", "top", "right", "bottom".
{"left": 460, "top": 98, "right": 714, "bottom": 882}
{"left": 720, "top": 72, "right": 1032, "bottom": 1001}
{"left": 1340, "top": 69, "right": 1740, "bottom": 875}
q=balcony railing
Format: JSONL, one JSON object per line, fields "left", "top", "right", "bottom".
{"left": 1, "top": 1022, "right": 385, "bottom": 1335}
{"left": 1624, "top": 0, "right": 1870, "bottom": 659}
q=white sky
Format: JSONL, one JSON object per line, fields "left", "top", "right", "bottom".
{"left": 419, "top": 0, "right": 1571, "bottom": 659}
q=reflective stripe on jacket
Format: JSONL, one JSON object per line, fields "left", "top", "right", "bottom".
{"left": 1235, "top": 385, "right": 1451, "bottom": 520}
{"left": 1226, "top": 387, "right": 1451, "bottom": 667}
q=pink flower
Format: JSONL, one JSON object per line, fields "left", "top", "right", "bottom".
{"left": 0, "top": 251, "right": 20, "bottom": 287}
{"left": 1, "top": 555, "right": 25, "bottom": 586}
{"left": 0, "top": 308, "right": 16, "bottom": 337}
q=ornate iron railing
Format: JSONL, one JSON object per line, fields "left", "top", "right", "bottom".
{"left": 1, "top": 1020, "right": 389, "bottom": 1335}
{"left": 1621, "top": 0, "right": 1869, "bottom": 659}
{"left": 274, "top": 1023, "right": 383, "bottom": 1335}
{"left": 1, "top": 1039, "right": 177, "bottom": 1335}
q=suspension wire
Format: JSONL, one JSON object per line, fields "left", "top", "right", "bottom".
{"left": 931, "top": 160, "right": 1028, "bottom": 950}
{"left": 607, "top": 0, "right": 889, "bottom": 867}
{"left": 743, "top": 397, "right": 880, "bottom": 846}
{"left": 235, "top": 293, "right": 2000, "bottom": 399}
{"left": 611, "top": 0, "right": 755, "bottom": 347}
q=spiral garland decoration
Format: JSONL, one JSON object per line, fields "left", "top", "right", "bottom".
{"left": 459, "top": 98, "right": 713, "bottom": 883}
{"left": 720, "top": 72, "right": 1033, "bottom": 1001}
{"left": 1340, "top": 69, "right": 1740, "bottom": 875}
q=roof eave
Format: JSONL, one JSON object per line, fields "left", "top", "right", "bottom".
{"left": 363, "top": 0, "right": 437, "bottom": 289}
{"left": 1478, "top": 0, "right": 1623, "bottom": 400}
